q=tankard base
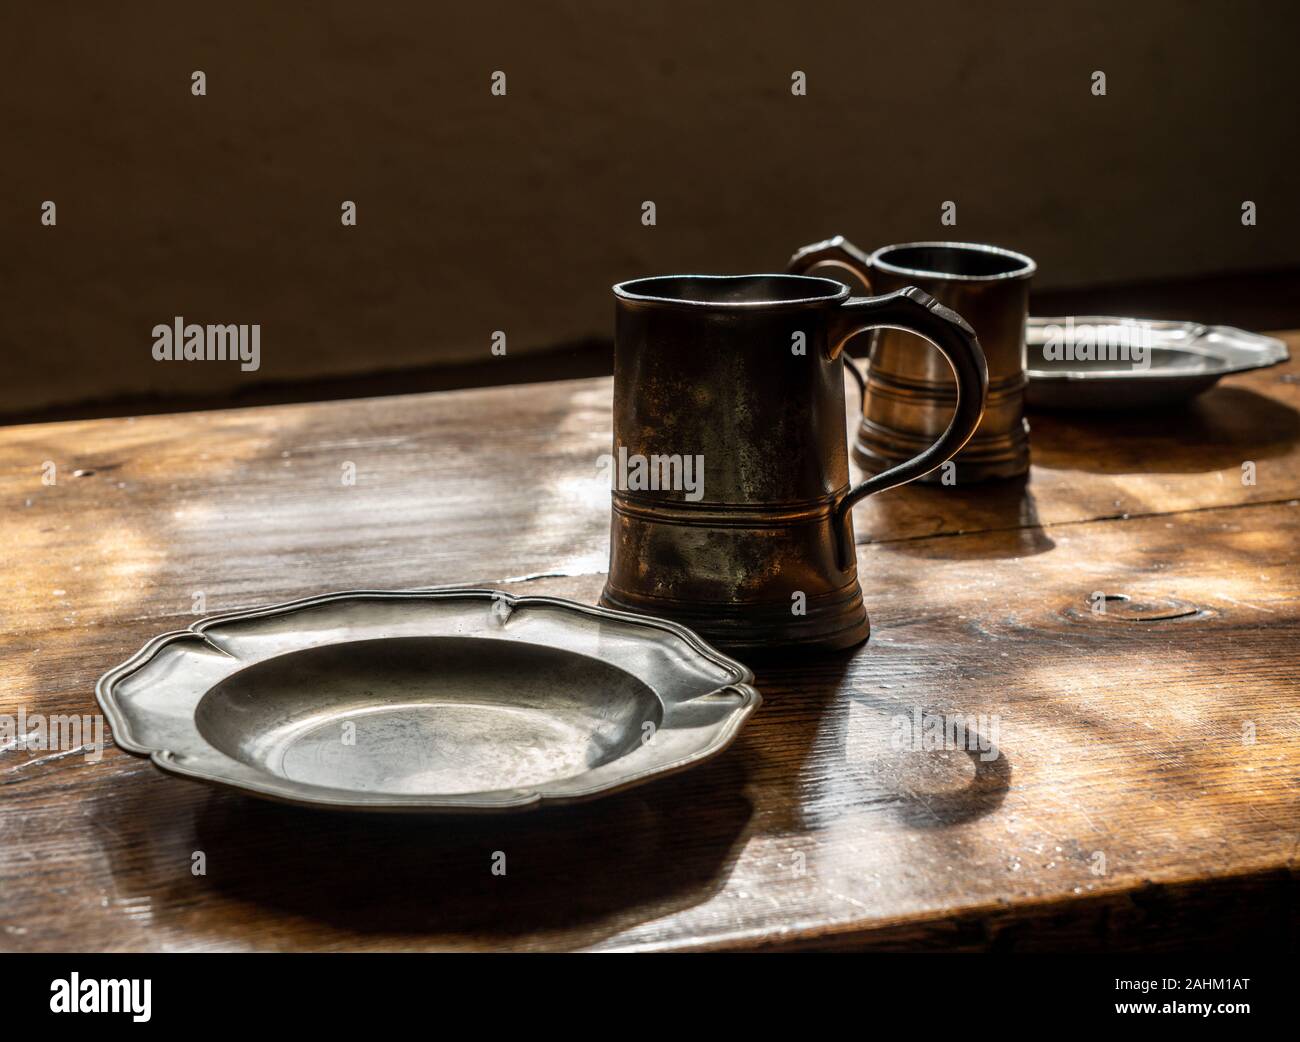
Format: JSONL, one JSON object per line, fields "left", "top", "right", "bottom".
{"left": 853, "top": 419, "right": 1030, "bottom": 483}
{"left": 598, "top": 583, "right": 870, "bottom": 654}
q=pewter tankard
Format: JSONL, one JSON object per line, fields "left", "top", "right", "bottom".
{"left": 790, "top": 237, "right": 1035, "bottom": 482}
{"left": 598, "top": 274, "right": 987, "bottom": 653}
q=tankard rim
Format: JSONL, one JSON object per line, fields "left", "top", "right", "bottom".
{"left": 613, "top": 273, "right": 850, "bottom": 309}
{"left": 870, "top": 241, "right": 1037, "bottom": 283}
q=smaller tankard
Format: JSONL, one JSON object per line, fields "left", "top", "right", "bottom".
{"left": 599, "top": 274, "right": 987, "bottom": 653}
{"left": 790, "top": 237, "right": 1036, "bottom": 482}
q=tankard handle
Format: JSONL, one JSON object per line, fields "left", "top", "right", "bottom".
{"left": 826, "top": 288, "right": 987, "bottom": 562}
{"left": 789, "top": 234, "right": 879, "bottom": 392}
{"left": 790, "top": 236, "right": 989, "bottom": 564}
{"left": 789, "top": 235, "right": 878, "bottom": 297}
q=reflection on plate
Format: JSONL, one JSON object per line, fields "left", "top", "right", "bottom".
{"left": 97, "top": 589, "right": 760, "bottom": 813}
{"left": 1025, "top": 316, "right": 1289, "bottom": 410}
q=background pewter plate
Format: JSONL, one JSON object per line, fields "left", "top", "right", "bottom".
{"left": 96, "top": 590, "right": 760, "bottom": 813}
{"left": 1025, "top": 315, "right": 1289, "bottom": 410}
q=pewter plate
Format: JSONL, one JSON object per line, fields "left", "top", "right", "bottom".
{"left": 96, "top": 590, "right": 760, "bottom": 813}
{"left": 1026, "top": 315, "right": 1289, "bottom": 410}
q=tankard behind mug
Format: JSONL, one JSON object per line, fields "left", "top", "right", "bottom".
{"left": 599, "top": 274, "right": 987, "bottom": 653}
{"left": 790, "top": 237, "right": 1035, "bottom": 482}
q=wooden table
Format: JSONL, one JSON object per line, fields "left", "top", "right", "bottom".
{"left": 4, "top": 338, "right": 1299, "bottom": 952}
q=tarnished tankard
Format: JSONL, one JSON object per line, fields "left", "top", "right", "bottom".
{"left": 598, "top": 274, "right": 987, "bottom": 653}
{"left": 790, "top": 237, "right": 1035, "bottom": 482}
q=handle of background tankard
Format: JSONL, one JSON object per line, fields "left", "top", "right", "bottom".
{"left": 824, "top": 286, "right": 988, "bottom": 567}
{"left": 789, "top": 235, "right": 878, "bottom": 296}
{"left": 790, "top": 235, "right": 877, "bottom": 411}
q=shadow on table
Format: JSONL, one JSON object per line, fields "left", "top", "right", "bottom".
{"left": 838, "top": 687, "right": 1011, "bottom": 828}
{"left": 857, "top": 472, "right": 1055, "bottom": 559}
{"left": 97, "top": 755, "right": 753, "bottom": 948}
{"left": 1029, "top": 385, "right": 1300, "bottom": 474}
{"left": 746, "top": 647, "right": 1012, "bottom": 832}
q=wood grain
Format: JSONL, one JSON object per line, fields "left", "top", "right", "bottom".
{"left": 2, "top": 338, "right": 1297, "bottom": 951}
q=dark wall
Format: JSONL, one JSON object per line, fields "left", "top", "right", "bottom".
{"left": 3, "top": 0, "right": 1296, "bottom": 414}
